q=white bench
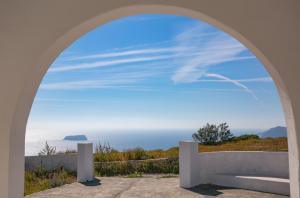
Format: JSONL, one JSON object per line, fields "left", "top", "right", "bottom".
{"left": 209, "top": 174, "right": 290, "bottom": 195}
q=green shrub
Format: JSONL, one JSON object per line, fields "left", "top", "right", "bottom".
{"left": 38, "top": 141, "right": 56, "bottom": 156}
{"left": 123, "top": 147, "right": 148, "bottom": 160}
{"left": 193, "top": 123, "right": 233, "bottom": 145}
{"left": 25, "top": 173, "right": 50, "bottom": 196}
{"left": 33, "top": 165, "right": 48, "bottom": 179}
{"left": 165, "top": 147, "right": 179, "bottom": 158}
{"left": 24, "top": 166, "right": 76, "bottom": 196}
{"left": 57, "top": 149, "right": 77, "bottom": 155}
{"left": 94, "top": 158, "right": 179, "bottom": 176}
{"left": 94, "top": 146, "right": 159, "bottom": 162}
{"left": 233, "top": 134, "right": 260, "bottom": 141}
{"left": 94, "top": 142, "right": 124, "bottom": 162}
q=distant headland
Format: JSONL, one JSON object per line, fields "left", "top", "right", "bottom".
{"left": 63, "top": 135, "right": 87, "bottom": 141}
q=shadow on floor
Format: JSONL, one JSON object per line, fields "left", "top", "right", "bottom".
{"left": 80, "top": 178, "right": 101, "bottom": 186}
{"left": 187, "top": 184, "right": 235, "bottom": 196}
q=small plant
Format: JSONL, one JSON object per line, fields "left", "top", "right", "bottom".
{"left": 56, "top": 149, "right": 77, "bottom": 155}
{"left": 33, "top": 165, "right": 48, "bottom": 178}
{"left": 39, "top": 141, "right": 56, "bottom": 156}
{"left": 95, "top": 142, "right": 113, "bottom": 153}
{"left": 125, "top": 171, "right": 143, "bottom": 178}
{"left": 64, "top": 149, "right": 77, "bottom": 154}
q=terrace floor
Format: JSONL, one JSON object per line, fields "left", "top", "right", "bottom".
{"left": 26, "top": 175, "right": 288, "bottom": 198}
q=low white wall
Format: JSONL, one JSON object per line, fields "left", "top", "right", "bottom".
{"left": 25, "top": 154, "right": 78, "bottom": 172}
{"left": 179, "top": 141, "right": 290, "bottom": 195}
{"left": 199, "top": 151, "right": 289, "bottom": 182}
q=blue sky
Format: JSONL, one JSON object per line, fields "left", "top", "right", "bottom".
{"left": 26, "top": 14, "right": 285, "bottom": 141}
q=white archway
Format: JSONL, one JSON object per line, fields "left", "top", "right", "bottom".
{"left": 1, "top": 1, "right": 299, "bottom": 197}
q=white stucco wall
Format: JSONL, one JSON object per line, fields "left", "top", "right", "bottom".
{"left": 198, "top": 151, "right": 290, "bottom": 195}
{"left": 179, "top": 141, "right": 290, "bottom": 195}
{"left": 199, "top": 151, "right": 289, "bottom": 180}
{"left": 1, "top": 1, "right": 300, "bottom": 197}
{"left": 25, "top": 154, "right": 77, "bottom": 172}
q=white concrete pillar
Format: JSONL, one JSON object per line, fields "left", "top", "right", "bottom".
{"left": 179, "top": 141, "right": 201, "bottom": 188}
{"left": 77, "top": 143, "right": 94, "bottom": 182}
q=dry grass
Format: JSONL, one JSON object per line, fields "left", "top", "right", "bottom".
{"left": 145, "top": 138, "right": 288, "bottom": 157}
{"left": 94, "top": 147, "right": 179, "bottom": 162}
{"left": 25, "top": 167, "right": 76, "bottom": 196}
{"left": 93, "top": 138, "right": 288, "bottom": 163}
{"left": 199, "top": 137, "right": 288, "bottom": 152}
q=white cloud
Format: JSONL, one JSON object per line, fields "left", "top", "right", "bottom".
{"left": 46, "top": 23, "right": 261, "bottom": 99}
{"left": 41, "top": 80, "right": 138, "bottom": 90}
{"left": 237, "top": 77, "right": 272, "bottom": 82}
{"left": 204, "top": 73, "right": 258, "bottom": 100}
{"left": 172, "top": 31, "right": 247, "bottom": 82}
{"left": 196, "top": 77, "right": 272, "bottom": 83}
{"left": 66, "top": 47, "right": 189, "bottom": 61}
{"left": 50, "top": 54, "right": 179, "bottom": 72}
{"left": 171, "top": 24, "right": 259, "bottom": 99}
{"left": 41, "top": 69, "right": 160, "bottom": 90}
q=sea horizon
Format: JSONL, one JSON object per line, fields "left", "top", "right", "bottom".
{"left": 25, "top": 128, "right": 264, "bottom": 156}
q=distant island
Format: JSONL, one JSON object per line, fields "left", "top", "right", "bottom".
{"left": 63, "top": 135, "right": 87, "bottom": 141}
{"left": 259, "top": 126, "right": 287, "bottom": 138}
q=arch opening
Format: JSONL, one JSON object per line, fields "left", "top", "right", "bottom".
{"left": 3, "top": 3, "right": 298, "bottom": 198}
{"left": 25, "top": 12, "right": 289, "bottom": 197}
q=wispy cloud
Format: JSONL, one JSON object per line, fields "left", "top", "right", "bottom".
{"left": 46, "top": 23, "right": 261, "bottom": 99}
{"left": 237, "top": 77, "right": 272, "bottom": 82}
{"left": 51, "top": 47, "right": 253, "bottom": 73}
{"left": 65, "top": 32, "right": 221, "bottom": 62}
{"left": 196, "top": 77, "right": 272, "bottom": 83}
{"left": 40, "top": 80, "right": 137, "bottom": 90}
{"left": 41, "top": 69, "right": 160, "bottom": 90}
{"left": 66, "top": 47, "right": 188, "bottom": 61}
{"left": 172, "top": 28, "right": 246, "bottom": 82}
{"left": 204, "top": 73, "right": 258, "bottom": 100}
{"left": 171, "top": 23, "right": 259, "bottom": 99}
{"left": 34, "top": 98, "right": 96, "bottom": 103}
{"left": 50, "top": 54, "right": 179, "bottom": 72}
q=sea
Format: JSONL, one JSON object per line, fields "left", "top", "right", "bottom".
{"left": 25, "top": 128, "right": 262, "bottom": 156}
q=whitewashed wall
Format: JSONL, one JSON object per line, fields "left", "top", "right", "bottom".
{"left": 179, "top": 142, "right": 290, "bottom": 195}
{"left": 25, "top": 154, "right": 77, "bottom": 172}
{"left": 199, "top": 151, "right": 289, "bottom": 181}
{"left": 198, "top": 151, "right": 290, "bottom": 195}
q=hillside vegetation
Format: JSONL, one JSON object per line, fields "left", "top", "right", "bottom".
{"left": 93, "top": 137, "right": 288, "bottom": 163}
{"left": 25, "top": 167, "right": 76, "bottom": 195}
{"left": 93, "top": 137, "right": 287, "bottom": 176}
{"left": 199, "top": 137, "right": 288, "bottom": 152}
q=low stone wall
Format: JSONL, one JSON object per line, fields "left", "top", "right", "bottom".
{"left": 25, "top": 154, "right": 78, "bottom": 172}
{"left": 25, "top": 155, "right": 178, "bottom": 175}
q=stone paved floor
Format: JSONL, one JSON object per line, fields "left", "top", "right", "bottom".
{"left": 26, "top": 175, "right": 289, "bottom": 198}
